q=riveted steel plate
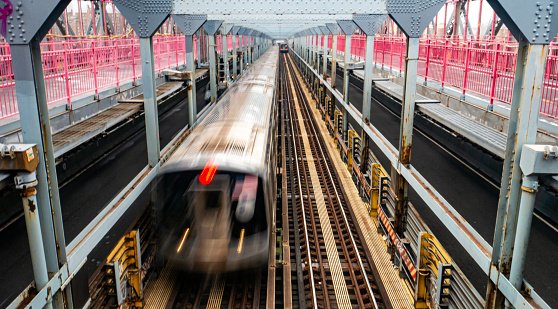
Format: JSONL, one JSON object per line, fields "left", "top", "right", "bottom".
{"left": 326, "top": 22, "right": 341, "bottom": 35}
{"left": 203, "top": 20, "right": 223, "bottom": 35}
{"left": 221, "top": 23, "right": 233, "bottom": 35}
{"left": 231, "top": 26, "right": 241, "bottom": 35}
{"left": 387, "top": 0, "right": 445, "bottom": 38}
{"left": 353, "top": 14, "right": 388, "bottom": 36}
{"left": 113, "top": 0, "right": 172, "bottom": 37}
{"left": 337, "top": 20, "right": 358, "bottom": 35}
{"left": 171, "top": 14, "right": 206, "bottom": 35}
{"left": 172, "top": 0, "right": 387, "bottom": 15}
{"left": 3, "top": 0, "right": 71, "bottom": 44}
{"left": 487, "top": 0, "right": 558, "bottom": 43}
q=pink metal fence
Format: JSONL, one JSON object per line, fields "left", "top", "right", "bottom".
{"left": 333, "top": 35, "right": 558, "bottom": 119}
{"left": 0, "top": 35, "right": 190, "bottom": 119}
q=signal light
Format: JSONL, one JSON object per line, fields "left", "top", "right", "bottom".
{"left": 199, "top": 159, "right": 218, "bottom": 185}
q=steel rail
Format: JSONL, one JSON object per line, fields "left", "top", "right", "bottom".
{"left": 285, "top": 54, "right": 381, "bottom": 309}
{"left": 281, "top": 53, "right": 319, "bottom": 309}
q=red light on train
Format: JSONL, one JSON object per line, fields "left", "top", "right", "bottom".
{"left": 199, "top": 159, "right": 218, "bottom": 185}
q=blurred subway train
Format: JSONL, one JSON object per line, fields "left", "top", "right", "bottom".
{"left": 154, "top": 46, "right": 279, "bottom": 272}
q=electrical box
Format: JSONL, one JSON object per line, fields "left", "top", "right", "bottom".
{"left": 0, "top": 144, "right": 39, "bottom": 172}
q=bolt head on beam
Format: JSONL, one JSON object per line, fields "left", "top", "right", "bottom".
{"left": 171, "top": 14, "right": 206, "bottom": 36}
{"left": 221, "top": 23, "right": 233, "bottom": 35}
{"left": 3, "top": 0, "right": 71, "bottom": 44}
{"left": 353, "top": 14, "right": 387, "bottom": 36}
{"left": 387, "top": 0, "right": 445, "bottom": 38}
{"left": 112, "top": 0, "right": 172, "bottom": 38}
{"left": 487, "top": 0, "right": 558, "bottom": 44}
{"left": 337, "top": 20, "right": 358, "bottom": 36}
{"left": 203, "top": 20, "right": 224, "bottom": 35}
{"left": 231, "top": 26, "right": 241, "bottom": 35}
{"left": 326, "top": 22, "right": 341, "bottom": 35}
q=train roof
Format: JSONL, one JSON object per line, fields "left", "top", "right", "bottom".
{"left": 161, "top": 46, "right": 279, "bottom": 175}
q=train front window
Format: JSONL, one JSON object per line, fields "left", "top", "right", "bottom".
{"left": 203, "top": 191, "right": 222, "bottom": 209}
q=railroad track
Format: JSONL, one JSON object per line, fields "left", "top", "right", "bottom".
{"left": 280, "top": 53, "right": 389, "bottom": 309}
{"left": 164, "top": 268, "right": 267, "bottom": 309}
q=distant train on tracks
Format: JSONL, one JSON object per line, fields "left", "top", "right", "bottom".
{"left": 154, "top": 46, "right": 279, "bottom": 272}
{"left": 280, "top": 43, "right": 289, "bottom": 53}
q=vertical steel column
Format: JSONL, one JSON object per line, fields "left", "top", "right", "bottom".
{"left": 139, "top": 37, "right": 161, "bottom": 167}
{"left": 343, "top": 34, "right": 352, "bottom": 101}
{"left": 486, "top": 41, "right": 548, "bottom": 308}
{"left": 208, "top": 34, "right": 218, "bottom": 102}
{"left": 331, "top": 34, "right": 338, "bottom": 88}
{"left": 232, "top": 34, "right": 238, "bottom": 78}
{"left": 186, "top": 35, "right": 197, "bottom": 126}
{"left": 342, "top": 34, "right": 352, "bottom": 141}
{"left": 508, "top": 175, "right": 538, "bottom": 290}
{"left": 240, "top": 34, "right": 245, "bottom": 72}
{"left": 322, "top": 33, "right": 328, "bottom": 79}
{"left": 222, "top": 32, "right": 229, "bottom": 82}
{"left": 361, "top": 35, "right": 375, "bottom": 125}
{"left": 11, "top": 42, "right": 69, "bottom": 309}
{"left": 16, "top": 171, "right": 53, "bottom": 309}
{"left": 394, "top": 37, "right": 420, "bottom": 235}
{"left": 360, "top": 34, "right": 375, "bottom": 166}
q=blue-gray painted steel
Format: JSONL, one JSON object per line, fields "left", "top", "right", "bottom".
{"left": 139, "top": 37, "right": 161, "bottom": 167}
{"left": 10, "top": 42, "right": 69, "bottom": 309}
{"left": 337, "top": 20, "right": 358, "bottom": 36}
{"left": 487, "top": 0, "right": 558, "bottom": 44}
{"left": 326, "top": 22, "right": 340, "bottom": 35}
{"left": 353, "top": 14, "right": 387, "bottom": 36}
{"left": 171, "top": 14, "right": 206, "bottom": 35}
{"left": 387, "top": 0, "right": 446, "bottom": 38}
{"left": 2, "top": 0, "right": 71, "bottom": 44}
{"left": 112, "top": 0, "right": 172, "bottom": 38}
{"left": 488, "top": 42, "right": 549, "bottom": 309}
{"left": 203, "top": 20, "right": 223, "bottom": 35}
{"left": 16, "top": 171, "right": 52, "bottom": 309}
{"left": 208, "top": 34, "right": 218, "bottom": 102}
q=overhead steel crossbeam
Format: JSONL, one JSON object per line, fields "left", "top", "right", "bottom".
{"left": 172, "top": 0, "right": 386, "bottom": 15}
{"left": 207, "top": 14, "right": 352, "bottom": 38}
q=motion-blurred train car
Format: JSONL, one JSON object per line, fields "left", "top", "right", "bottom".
{"left": 154, "top": 46, "right": 279, "bottom": 272}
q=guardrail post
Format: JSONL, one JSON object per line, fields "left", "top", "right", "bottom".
{"left": 63, "top": 42, "right": 72, "bottom": 107}
{"left": 92, "top": 40, "right": 99, "bottom": 97}
{"left": 461, "top": 40, "right": 471, "bottom": 100}
{"left": 132, "top": 39, "right": 137, "bottom": 83}
{"left": 487, "top": 43, "right": 500, "bottom": 110}
{"left": 423, "top": 38, "right": 431, "bottom": 85}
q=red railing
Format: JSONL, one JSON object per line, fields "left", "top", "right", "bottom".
{"left": 320, "top": 34, "right": 558, "bottom": 119}
{"left": 0, "top": 35, "right": 190, "bottom": 119}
